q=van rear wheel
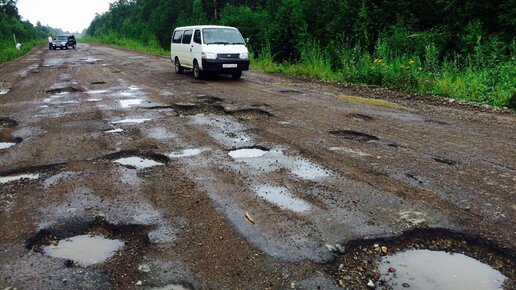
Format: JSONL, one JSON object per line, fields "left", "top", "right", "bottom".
{"left": 193, "top": 60, "right": 203, "bottom": 79}
{"left": 174, "top": 58, "right": 184, "bottom": 74}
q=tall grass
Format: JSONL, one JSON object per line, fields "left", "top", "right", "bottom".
{"left": 81, "top": 33, "right": 169, "bottom": 57}
{"left": 253, "top": 39, "right": 516, "bottom": 108}
{"left": 0, "top": 40, "right": 45, "bottom": 64}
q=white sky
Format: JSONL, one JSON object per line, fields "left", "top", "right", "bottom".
{"left": 17, "top": 0, "right": 115, "bottom": 33}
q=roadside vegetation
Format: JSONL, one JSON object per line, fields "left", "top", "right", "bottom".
{"left": 0, "top": 0, "right": 62, "bottom": 64}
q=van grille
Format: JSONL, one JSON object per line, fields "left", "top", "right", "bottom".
{"left": 217, "top": 53, "right": 239, "bottom": 59}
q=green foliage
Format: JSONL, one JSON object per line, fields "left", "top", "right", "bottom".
{"left": 84, "top": 0, "right": 515, "bottom": 108}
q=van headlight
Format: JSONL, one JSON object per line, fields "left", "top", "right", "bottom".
{"left": 239, "top": 53, "right": 249, "bottom": 60}
{"left": 202, "top": 52, "right": 217, "bottom": 59}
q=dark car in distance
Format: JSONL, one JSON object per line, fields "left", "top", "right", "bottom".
{"left": 52, "top": 35, "right": 76, "bottom": 50}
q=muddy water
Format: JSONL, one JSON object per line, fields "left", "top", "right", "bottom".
{"left": 43, "top": 234, "right": 125, "bottom": 267}
{"left": 253, "top": 185, "right": 311, "bottom": 213}
{"left": 114, "top": 156, "right": 164, "bottom": 170}
{"left": 0, "top": 142, "right": 16, "bottom": 150}
{"left": 378, "top": 250, "right": 507, "bottom": 290}
{"left": 0, "top": 173, "right": 40, "bottom": 184}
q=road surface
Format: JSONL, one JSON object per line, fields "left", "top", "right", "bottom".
{"left": 0, "top": 44, "right": 514, "bottom": 289}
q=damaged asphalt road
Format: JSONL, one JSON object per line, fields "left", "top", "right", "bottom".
{"left": 0, "top": 44, "right": 514, "bottom": 289}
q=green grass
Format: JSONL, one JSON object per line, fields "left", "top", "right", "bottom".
{"left": 253, "top": 42, "right": 516, "bottom": 109}
{"left": 81, "top": 34, "right": 168, "bottom": 57}
{"left": 0, "top": 40, "right": 45, "bottom": 64}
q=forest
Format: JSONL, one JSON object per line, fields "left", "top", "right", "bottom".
{"left": 0, "top": 0, "right": 62, "bottom": 63}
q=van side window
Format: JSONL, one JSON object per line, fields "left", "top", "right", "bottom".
{"left": 193, "top": 30, "right": 201, "bottom": 44}
{"left": 182, "top": 30, "right": 193, "bottom": 44}
{"left": 172, "top": 30, "right": 183, "bottom": 44}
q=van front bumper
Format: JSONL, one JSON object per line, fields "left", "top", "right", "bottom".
{"left": 201, "top": 59, "right": 250, "bottom": 72}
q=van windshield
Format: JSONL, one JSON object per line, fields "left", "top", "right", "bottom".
{"left": 202, "top": 28, "right": 245, "bottom": 45}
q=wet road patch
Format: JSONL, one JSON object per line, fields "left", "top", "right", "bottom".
{"left": 331, "top": 228, "right": 515, "bottom": 289}
{"left": 252, "top": 185, "right": 312, "bottom": 213}
{"left": 329, "top": 130, "right": 380, "bottom": 142}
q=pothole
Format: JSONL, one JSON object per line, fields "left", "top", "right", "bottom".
{"left": 0, "top": 88, "right": 9, "bottom": 95}
{"left": 226, "top": 108, "right": 274, "bottom": 117}
{"left": 348, "top": 113, "right": 374, "bottom": 121}
{"left": 91, "top": 81, "right": 106, "bottom": 85}
{"left": 0, "top": 163, "right": 65, "bottom": 184}
{"left": 43, "top": 234, "right": 125, "bottom": 267}
{"left": 331, "top": 229, "right": 515, "bottom": 290}
{"left": 174, "top": 102, "right": 225, "bottom": 115}
{"left": 228, "top": 147, "right": 269, "bottom": 159}
{"left": 100, "top": 150, "right": 169, "bottom": 169}
{"left": 167, "top": 148, "right": 206, "bottom": 158}
{"left": 114, "top": 157, "right": 164, "bottom": 170}
{"left": 26, "top": 218, "right": 150, "bottom": 272}
{"left": 0, "top": 117, "right": 18, "bottom": 128}
{"left": 432, "top": 156, "right": 458, "bottom": 166}
{"left": 104, "top": 128, "right": 124, "bottom": 133}
{"left": 378, "top": 249, "right": 507, "bottom": 290}
{"left": 46, "top": 85, "right": 84, "bottom": 94}
{"left": 329, "top": 130, "right": 380, "bottom": 142}
{"left": 196, "top": 95, "right": 223, "bottom": 104}
{"left": 150, "top": 284, "right": 192, "bottom": 290}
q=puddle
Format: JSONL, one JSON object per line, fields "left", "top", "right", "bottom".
{"left": 228, "top": 148, "right": 268, "bottom": 159}
{"left": 0, "top": 173, "right": 40, "bottom": 184}
{"left": 0, "top": 142, "right": 17, "bottom": 150}
{"left": 104, "top": 128, "right": 124, "bottom": 133}
{"left": 253, "top": 185, "right": 311, "bottom": 213}
{"left": 0, "top": 88, "right": 9, "bottom": 95}
{"left": 150, "top": 284, "right": 190, "bottom": 290}
{"left": 329, "top": 130, "right": 379, "bottom": 142}
{"left": 120, "top": 99, "right": 143, "bottom": 108}
{"left": 378, "top": 250, "right": 507, "bottom": 290}
{"left": 43, "top": 234, "right": 125, "bottom": 267}
{"left": 87, "top": 98, "right": 102, "bottom": 102}
{"left": 86, "top": 90, "right": 108, "bottom": 95}
{"left": 111, "top": 118, "right": 151, "bottom": 124}
{"left": 114, "top": 157, "right": 164, "bottom": 169}
{"left": 168, "top": 148, "right": 205, "bottom": 158}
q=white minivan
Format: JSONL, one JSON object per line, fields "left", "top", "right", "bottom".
{"left": 170, "top": 25, "right": 250, "bottom": 79}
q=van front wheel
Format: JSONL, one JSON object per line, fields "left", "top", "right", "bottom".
{"left": 174, "top": 58, "right": 184, "bottom": 74}
{"left": 193, "top": 60, "right": 203, "bottom": 79}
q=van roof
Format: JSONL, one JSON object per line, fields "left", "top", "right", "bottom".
{"left": 173, "top": 25, "right": 238, "bottom": 30}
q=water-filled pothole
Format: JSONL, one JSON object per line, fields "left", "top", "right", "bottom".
{"left": 114, "top": 156, "right": 164, "bottom": 170}
{"left": 228, "top": 147, "right": 268, "bottom": 159}
{"left": 167, "top": 148, "right": 205, "bottom": 158}
{"left": 329, "top": 130, "right": 380, "bottom": 142}
{"left": 111, "top": 118, "right": 151, "bottom": 124}
{"left": 0, "top": 88, "right": 9, "bottom": 95}
{"left": 331, "top": 229, "right": 515, "bottom": 290}
{"left": 43, "top": 234, "right": 125, "bottom": 267}
{"left": 104, "top": 128, "right": 124, "bottom": 133}
{"left": 377, "top": 250, "right": 507, "bottom": 290}
{"left": 120, "top": 99, "right": 143, "bottom": 108}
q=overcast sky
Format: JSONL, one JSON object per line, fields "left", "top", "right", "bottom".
{"left": 18, "top": 0, "right": 115, "bottom": 33}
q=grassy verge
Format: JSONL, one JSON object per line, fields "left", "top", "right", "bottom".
{"left": 251, "top": 42, "right": 516, "bottom": 109}
{"left": 0, "top": 40, "right": 45, "bottom": 64}
{"left": 81, "top": 35, "right": 168, "bottom": 57}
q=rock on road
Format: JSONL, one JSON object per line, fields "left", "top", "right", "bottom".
{"left": 0, "top": 44, "right": 515, "bottom": 289}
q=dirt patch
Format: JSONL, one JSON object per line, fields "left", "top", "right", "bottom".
{"left": 329, "top": 130, "right": 380, "bottom": 142}
{"left": 26, "top": 217, "right": 151, "bottom": 289}
{"left": 330, "top": 228, "right": 515, "bottom": 290}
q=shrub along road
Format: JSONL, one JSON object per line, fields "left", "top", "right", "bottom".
{"left": 0, "top": 44, "right": 514, "bottom": 289}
